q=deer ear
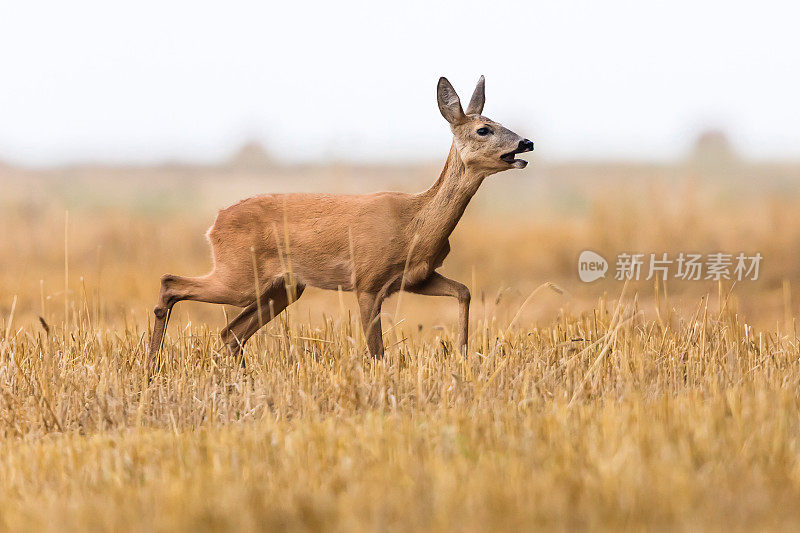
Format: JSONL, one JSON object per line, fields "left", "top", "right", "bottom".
{"left": 437, "top": 77, "right": 466, "bottom": 125}
{"left": 465, "top": 75, "right": 485, "bottom": 115}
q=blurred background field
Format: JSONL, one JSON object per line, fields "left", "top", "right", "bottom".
{"left": 3, "top": 134, "right": 800, "bottom": 332}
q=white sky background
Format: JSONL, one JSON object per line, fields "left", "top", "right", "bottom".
{"left": 0, "top": 0, "right": 798, "bottom": 166}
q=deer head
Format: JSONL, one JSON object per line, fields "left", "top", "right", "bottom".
{"left": 437, "top": 76, "right": 533, "bottom": 173}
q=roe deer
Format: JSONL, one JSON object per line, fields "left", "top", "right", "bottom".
{"left": 146, "top": 76, "right": 533, "bottom": 374}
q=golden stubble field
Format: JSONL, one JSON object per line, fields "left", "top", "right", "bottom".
{"left": 2, "top": 156, "right": 800, "bottom": 531}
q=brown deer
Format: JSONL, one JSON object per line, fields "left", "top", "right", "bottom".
{"left": 146, "top": 76, "right": 533, "bottom": 374}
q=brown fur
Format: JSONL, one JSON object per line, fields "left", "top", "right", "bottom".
{"left": 146, "top": 76, "right": 532, "bottom": 374}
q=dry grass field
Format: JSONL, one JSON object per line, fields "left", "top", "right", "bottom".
{"left": 2, "top": 154, "right": 800, "bottom": 531}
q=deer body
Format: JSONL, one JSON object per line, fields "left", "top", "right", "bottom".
{"left": 209, "top": 189, "right": 440, "bottom": 295}
{"left": 147, "top": 76, "right": 532, "bottom": 374}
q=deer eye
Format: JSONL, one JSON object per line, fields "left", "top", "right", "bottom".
{"left": 476, "top": 127, "right": 492, "bottom": 136}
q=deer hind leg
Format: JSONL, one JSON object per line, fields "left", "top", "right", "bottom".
{"left": 405, "top": 272, "right": 470, "bottom": 353}
{"left": 221, "top": 277, "right": 306, "bottom": 360}
{"left": 147, "top": 272, "right": 246, "bottom": 375}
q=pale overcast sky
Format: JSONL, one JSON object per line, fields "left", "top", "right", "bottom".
{"left": 0, "top": 0, "right": 798, "bottom": 166}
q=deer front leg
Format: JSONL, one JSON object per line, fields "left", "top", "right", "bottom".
{"left": 406, "top": 272, "right": 470, "bottom": 353}
{"left": 357, "top": 291, "right": 385, "bottom": 358}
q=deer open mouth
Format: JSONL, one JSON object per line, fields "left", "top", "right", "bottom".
{"left": 500, "top": 141, "right": 534, "bottom": 168}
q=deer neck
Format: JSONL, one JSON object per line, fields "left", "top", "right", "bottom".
{"left": 412, "top": 141, "right": 486, "bottom": 247}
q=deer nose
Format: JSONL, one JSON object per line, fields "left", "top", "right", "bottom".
{"left": 519, "top": 139, "right": 534, "bottom": 152}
